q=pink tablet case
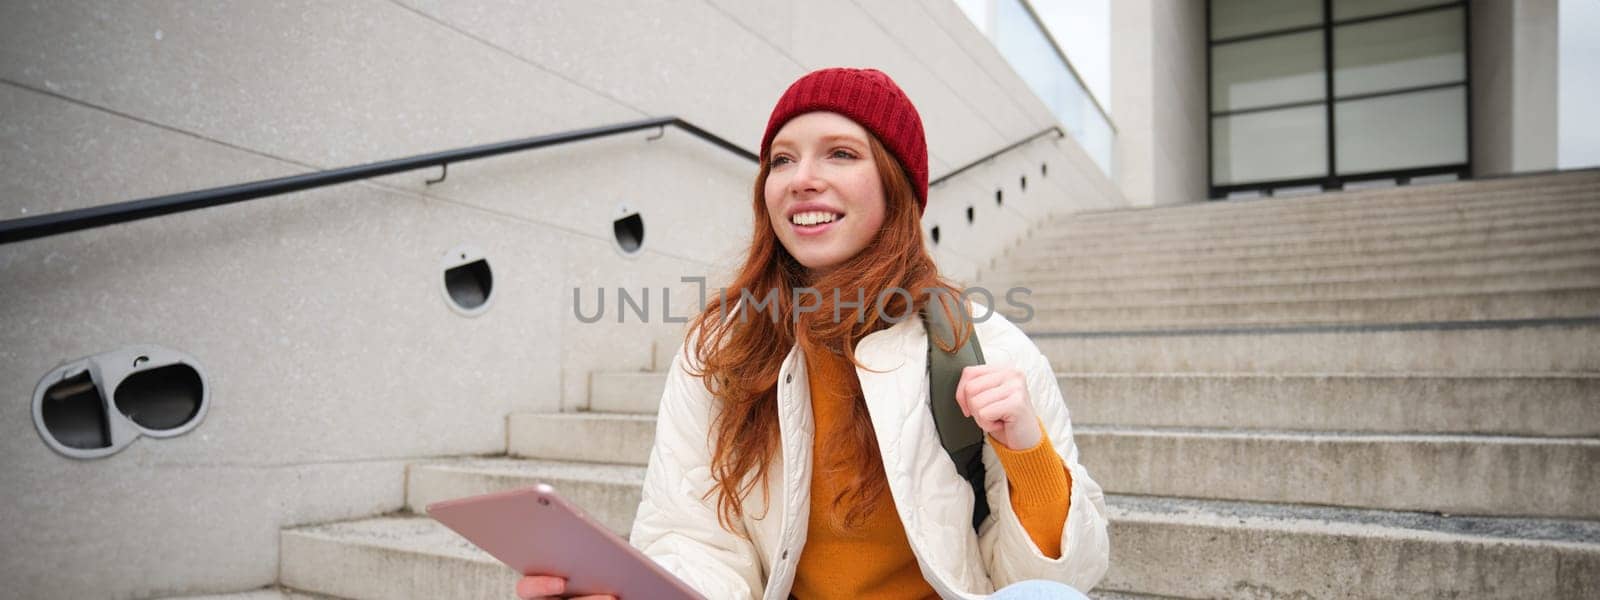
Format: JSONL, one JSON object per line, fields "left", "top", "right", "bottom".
{"left": 426, "top": 484, "right": 706, "bottom": 600}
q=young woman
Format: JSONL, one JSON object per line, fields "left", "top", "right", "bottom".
{"left": 519, "top": 68, "right": 1108, "bottom": 600}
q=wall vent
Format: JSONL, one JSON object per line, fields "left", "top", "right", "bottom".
{"left": 441, "top": 244, "right": 495, "bottom": 317}
{"left": 33, "top": 345, "right": 209, "bottom": 459}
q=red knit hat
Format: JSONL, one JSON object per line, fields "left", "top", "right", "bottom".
{"left": 760, "top": 67, "right": 929, "bottom": 213}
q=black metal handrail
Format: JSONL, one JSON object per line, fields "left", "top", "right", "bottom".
{"left": 1, "top": 117, "right": 1063, "bottom": 245}
{"left": 0, "top": 117, "right": 750, "bottom": 245}
{"left": 930, "top": 126, "right": 1064, "bottom": 188}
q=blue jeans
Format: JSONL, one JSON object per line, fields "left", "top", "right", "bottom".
{"left": 989, "top": 579, "right": 1089, "bottom": 599}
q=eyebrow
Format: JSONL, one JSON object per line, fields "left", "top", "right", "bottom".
{"left": 771, "top": 134, "right": 867, "bottom": 150}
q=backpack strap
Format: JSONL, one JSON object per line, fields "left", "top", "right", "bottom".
{"left": 922, "top": 298, "right": 990, "bottom": 533}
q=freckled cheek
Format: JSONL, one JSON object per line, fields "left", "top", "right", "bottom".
{"left": 762, "top": 187, "right": 782, "bottom": 223}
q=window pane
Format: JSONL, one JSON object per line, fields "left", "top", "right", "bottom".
{"left": 1334, "top": 8, "right": 1464, "bottom": 96}
{"left": 992, "top": 0, "right": 1115, "bottom": 176}
{"left": 1212, "top": 0, "right": 1322, "bottom": 40}
{"left": 1213, "top": 31, "right": 1326, "bottom": 111}
{"left": 1334, "top": 0, "right": 1453, "bottom": 21}
{"left": 1335, "top": 86, "right": 1467, "bottom": 174}
{"left": 1213, "top": 106, "right": 1328, "bottom": 185}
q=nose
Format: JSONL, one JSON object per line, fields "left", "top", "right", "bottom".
{"left": 787, "top": 155, "right": 826, "bottom": 196}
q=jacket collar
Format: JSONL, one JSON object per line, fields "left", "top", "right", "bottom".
{"left": 855, "top": 313, "right": 923, "bottom": 371}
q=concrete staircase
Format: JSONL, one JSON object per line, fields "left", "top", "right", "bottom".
{"left": 236, "top": 171, "right": 1598, "bottom": 599}
{"left": 984, "top": 170, "right": 1600, "bottom": 598}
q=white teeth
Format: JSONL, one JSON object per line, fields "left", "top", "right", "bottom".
{"left": 791, "top": 211, "right": 841, "bottom": 226}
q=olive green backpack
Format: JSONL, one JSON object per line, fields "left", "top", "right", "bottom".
{"left": 922, "top": 301, "right": 990, "bottom": 532}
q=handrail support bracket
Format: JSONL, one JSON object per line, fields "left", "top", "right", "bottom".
{"left": 426, "top": 163, "right": 449, "bottom": 186}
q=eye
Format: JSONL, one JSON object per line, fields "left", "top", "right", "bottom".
{"left": 831, "top": 149, "right": 857, "bottom": 159}
{"left": 768, "top": 155, "right": 792, "bottom": 168}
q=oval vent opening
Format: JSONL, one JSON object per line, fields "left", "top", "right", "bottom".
{"left": 930, "top": 226, "right": 941, "bottom": 245}
{"left": 41, "top": 370, "right": 110, "bottom": 450}
{"left": 445, "top": 259, "right": 493, "bottom": 310}
{"left": 614, "top": 213, "right": 645, "bottom": 254}
{"left": 115, "top": 363, "right": 204, "bottom": 432}
{"left": 966, "top": 205, "right": 975, "bottom": 224}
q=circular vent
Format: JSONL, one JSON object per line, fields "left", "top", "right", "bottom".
{"left": 33, "top": 345, "right": 210, "bottom": 459}
{"left": 115, "top": 363, "right": 204, "bottom": 433}
{"left": 614, "top": 204, "right": 645, "bottom": 256}
{"left": 441, "top": 244, "right": 495, "bottom": 317}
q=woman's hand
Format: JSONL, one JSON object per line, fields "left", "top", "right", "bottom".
{"left": 515, "top": 575, "right": 617, "bottom": 600}
{"left": 955, "top": 364, "right": 1040, "bottom": 451}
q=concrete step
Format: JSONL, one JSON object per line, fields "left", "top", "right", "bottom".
{"left": 1079, "top": 427, "right": 1600, "bottom": 519}
{"left": 1058, "top": 171, "right": 1600, "bottom": 231}
{"left": 1064, "top": 174, "right": 1598, "bottom": 227}
{"left": 280, "top": 515, "right": 518, "bottom": 600}
{"left": 594, "top": 371, "right": 1600, "bottom": 437}
{"left": 996, "top": 226, "right": 1600, "bottom": 278}
{"left": 510, "top": 413, "right": 655, "bottom": 466}
{"left": 1018, "top": 214, "right": 1600, "bottom": 271}
{"left": 499, "top": 411, "right": 1599, "bottom": 518}
{"left": 404, "top": 457, "right": 644, "bottom": 536}
{"left": 1088, "top": 592, "right": 1163, "bottom": 600}
{"left": 1063, "top": 373, "right": 1600, "bottom": 437}
{"left": 508, "top": 412, "right": 654, "bottom": 465}
{"left": 589, "top": 371, "right": 667, "bottom": 413}
{"left": 1043, "top": 198, "right": 1600, "bottom": 259}
{"left": 1012, "top": 287, "right": 1600, "bottom": 331}
{"left": 279, "top": 492, "right": 1600, "bottom": 600}
{"left": 1007, "top": 265, "right": 1600, "bottom": 306}
{"left": 156, "top": 588, "right": 340, "bottom": 600}
{"left": 1102, "top": 494, "right": 1600, "bottom": 599}
{"left": 1059, "top": 181, "right": 1596, "bottom": 230}
{"left": 1031, "top": 319, "right": 1600, "bottom": 373}
{"left": 1024, "top": 199, "right": 1600, "bottom": 259}
{"left": 982, "top": 246, "right": 1600, "bottom": 293}
{"left": 314, "top": 458, "right": 637, "bottom": 599}
{"left": 1057, "top": 185, "right": 1599, "bottom": 241}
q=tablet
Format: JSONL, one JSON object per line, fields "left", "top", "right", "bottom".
{"left": 425, "top": 484, "right": 705, "bottom": 600}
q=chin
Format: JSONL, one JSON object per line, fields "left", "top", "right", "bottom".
{"left": 794, "top": 255, "right": 845, "bottom": 275}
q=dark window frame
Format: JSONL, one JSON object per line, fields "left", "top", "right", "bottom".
{"left": 1206, "top": 0, "right": 1473, "bottom": 199}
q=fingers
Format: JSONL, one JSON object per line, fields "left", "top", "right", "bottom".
{"left": 517, "top": 576, "right": 619, "bottom": 600}
{"left": 958, "top": 367, "right": 1024, "bottom": 414}
{"left": 956, "top": 365, "right": 1010, "bottom": 417}
{"left": 968, "top": 380, "right": 1025, "bottom": 431}
{"left": 517, "top": 576, "right": 564, "bottom": 599}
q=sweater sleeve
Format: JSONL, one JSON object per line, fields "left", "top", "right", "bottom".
{"left": 986, "top": 418, "right": 1072, "bottom": 559}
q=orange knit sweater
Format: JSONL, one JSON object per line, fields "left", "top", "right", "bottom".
{"left": 789, "top": 347, "right": 1073, "bottom": 599}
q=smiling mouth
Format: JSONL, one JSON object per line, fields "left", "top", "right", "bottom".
{"left": 791, "top": 211, "right": 845, "bottom": 226}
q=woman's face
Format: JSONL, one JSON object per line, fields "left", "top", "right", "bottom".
{"left": 764, "top": 112, "right": 887, "bottom": 279}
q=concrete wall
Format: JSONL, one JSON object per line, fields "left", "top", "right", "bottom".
{"left": 1557, "top": 0, "right": 1600, "bottom": 169}
{"left": 1472, "top": 0, "right": 1560, "bottom": 175}
{"left": 0, "top": 1, "right": 1124, "bottom": 597}
{"left": 1110, "top": 0, "right": 1207, "bottom": 206}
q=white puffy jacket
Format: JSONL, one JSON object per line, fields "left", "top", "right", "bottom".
{"left": 628, "top": 307, "right": 1110, "bottom": 599}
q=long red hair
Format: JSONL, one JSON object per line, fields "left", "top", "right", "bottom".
{"left": 685, "top": 129, "right": 974, "bottom": 535}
